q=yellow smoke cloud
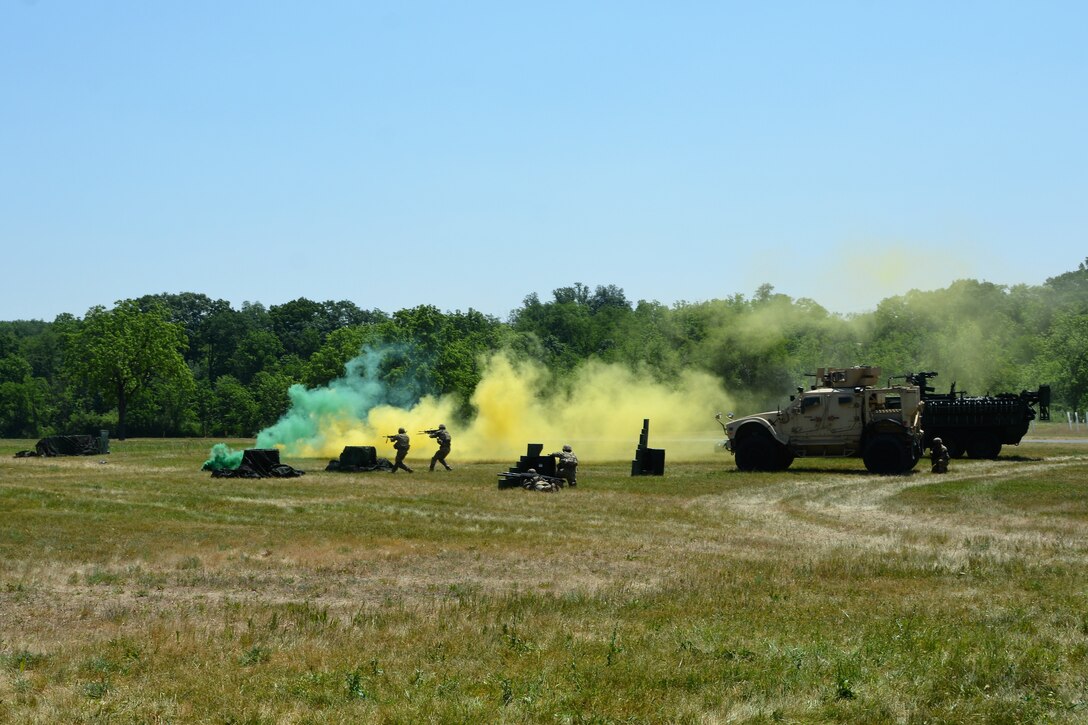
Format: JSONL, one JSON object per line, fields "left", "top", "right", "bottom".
{"left": 286, "top": 352, "right": 733, "bottom": 463}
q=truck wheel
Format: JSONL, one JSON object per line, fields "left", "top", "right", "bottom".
{"left": 965, "top": 432, "right": 1001, "bottom": 459}
{"left": 735, "top": 436, "right": 780, "bottom": 472}
{"left": 863, "top": 434, "right": 913, "bottom": 474}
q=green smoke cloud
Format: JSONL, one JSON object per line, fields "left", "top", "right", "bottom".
{"left": 254, "top": 345, "right": 427, "bottom": 454}
{"left": 201, "top": 442, "right": 244, "bottom": 471}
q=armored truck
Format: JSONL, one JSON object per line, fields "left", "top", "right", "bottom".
{"left": 904, "top": 371, "right": 1050, "bottom": 459}
{"left": 717, "top": 366, "right": 925, "bottom": 474}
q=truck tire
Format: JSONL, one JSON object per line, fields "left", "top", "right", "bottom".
{"left": 735, "top": 435, "right": 784, "bottom": 472}
{"left": 863, "top": 434, "right": 914, "bottom": 474}
{"left": 965, "top": 432, "right": 1001, "bottom": 459}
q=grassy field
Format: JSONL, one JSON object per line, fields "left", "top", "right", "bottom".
{"left": 2, "top": 430, "right": 1088, "bottom": 723}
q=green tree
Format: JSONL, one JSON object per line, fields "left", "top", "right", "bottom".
{"left": 0, "top": 352, "right": 53, "bottom": 437}
{"left": 127, "top": 375, "right": 198, "bottom": 437}
{"left": 434, "top": 309, "right": 510, "bottom": 406}
{"left": 0, "top": 378, "right": 53, "bottom": 438}
{"left": 380, "top": 305, "right": 508, "bottom": 413}
{"left": 20, "top": 324, "right": 64, "bottom": 380}
{"left": 303, "top": 326, "right": 375, "bottom": 387}
{"left": 0, "top": 319, "right": 64, "bottom": 382}
{"left": 137, "top": 293, "right": 252, "bottom": 384}
{"left": 211, "top": 375, "right": 259, "bottom": 437}
{"left": 1044, "top": 257, "right": 1088, "bottom": 305}
{"left": 197, "top": 307, "right": 251, "bottom": 382}
{"left": 1037, "top": 311, "right": 1088, "bottom": 411}
{"left": 64, "top": 300, "right": 193, "bottom": 439}
{"left": 0, "top": 353, "right": 32, "bottom": 384}
{"left": 251, "top": 370, "right": 292, "bottom": 429}
{"left": 268, "top": 297, "right": 384, "bottom": 359}
{"left": 609, "top": 300, "right": 684, "bottom": 378}
{"left": 229, "top": 329, "right": 286, "bottom": 384}
{"left": 509, "top": 284, "right": 632, "bottom": 374}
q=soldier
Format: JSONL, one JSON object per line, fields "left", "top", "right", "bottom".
{"left": 428, "top": 423, "right": 453, "bottom": 471}
{"left": 522, "top": 469, "right": 560, "bottom": 493}
{"left": 389, "top": 427, "right": 413, "bottom": 473}
{"left": 930, "top": 437, "right": 950, "bottom": 474}
{"left": 550, "top": 444, "right": 578, "bottom": 487}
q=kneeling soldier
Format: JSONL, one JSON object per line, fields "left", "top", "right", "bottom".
{"left": 550, "top": 444, "right": 578, "bottom": 487}
{"left": 930, "top": 437, "right": 950, "bottom": 474}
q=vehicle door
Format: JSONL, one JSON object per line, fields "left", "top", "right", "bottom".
{"left": 788, "top": 393, "right": 831, "bottom": 444}
{"left": 827, "top": 393, "right": 862, "bottom": 438}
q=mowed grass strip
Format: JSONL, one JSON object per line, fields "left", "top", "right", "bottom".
{"left": 2, "top": 439, "right": 1088, "bottom": 722}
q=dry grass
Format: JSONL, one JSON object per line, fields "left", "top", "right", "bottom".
{"left": 2, "top": 437, "right": 1088, "bottom": 722}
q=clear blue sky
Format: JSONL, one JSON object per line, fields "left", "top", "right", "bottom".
{"left": 3, "top": 1, "right": 1085, "bottom": 321}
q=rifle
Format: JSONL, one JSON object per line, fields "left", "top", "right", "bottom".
{"left": 384, "top": 434, "right": 399, "bottom": 443}
{"left": 498, "top": 471, "right": 564, "bottom": 486}
{"left": 500, "top": 470, "right": 564, "bottom": 492}
{"left": 419, "top": 428, "right": 441, "bottom": 436}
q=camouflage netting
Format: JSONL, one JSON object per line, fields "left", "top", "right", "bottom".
{"left": 325, "top": 446, "right": 394, "bottom": 473}
{"left": 202, "top": 448, "right": 305, "bottom": 479}
{"left": 15, "top": 435, "right": 108, "bottom": 458}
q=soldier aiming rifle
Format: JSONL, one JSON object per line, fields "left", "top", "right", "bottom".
{"left": 386, "top": 428, "right": 412, "bottom": 473}
{"left": 421, "top": 423, "right": 453, "bottom": 471}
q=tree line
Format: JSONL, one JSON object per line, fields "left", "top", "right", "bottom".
{"left": 1, "top": 261, "right": 1086, "bottom": 439}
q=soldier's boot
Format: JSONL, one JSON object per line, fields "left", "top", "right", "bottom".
{"left": 443, "top": 464, "right": 452, "bottom": 471}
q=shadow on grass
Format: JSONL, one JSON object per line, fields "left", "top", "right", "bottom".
{"left": 725, "top": 467, "right": 922, "bottom": 477}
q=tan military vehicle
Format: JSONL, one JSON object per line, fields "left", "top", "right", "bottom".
{"left": 716, "top": 366, "right": 925, "bottom": 474}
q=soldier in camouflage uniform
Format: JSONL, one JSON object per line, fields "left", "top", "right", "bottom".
{"left": 930, "top": 437, "right": 950, "bottom": 474}
{"left": 428, "top": 424, "right": 453, "bottom": 471}
{"left": 522, "top": 469, "right": 561, "bottom": 493}
{"left": 550, "top": 444, "right": 578, "bottom": 487}
{"left": 390, "top": 428, "right": 413, "bottom": 473}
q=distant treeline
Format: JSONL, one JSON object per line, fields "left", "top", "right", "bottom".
{"left": 1, "top": 260, "right": 1086, "bottom": 439}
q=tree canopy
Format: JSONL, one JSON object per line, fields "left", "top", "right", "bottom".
{"left": 62, "top": 300, "right": 193, "bottom": 439}
{"left": 1, "top": 266, "right": 1086, "bottom": 439}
